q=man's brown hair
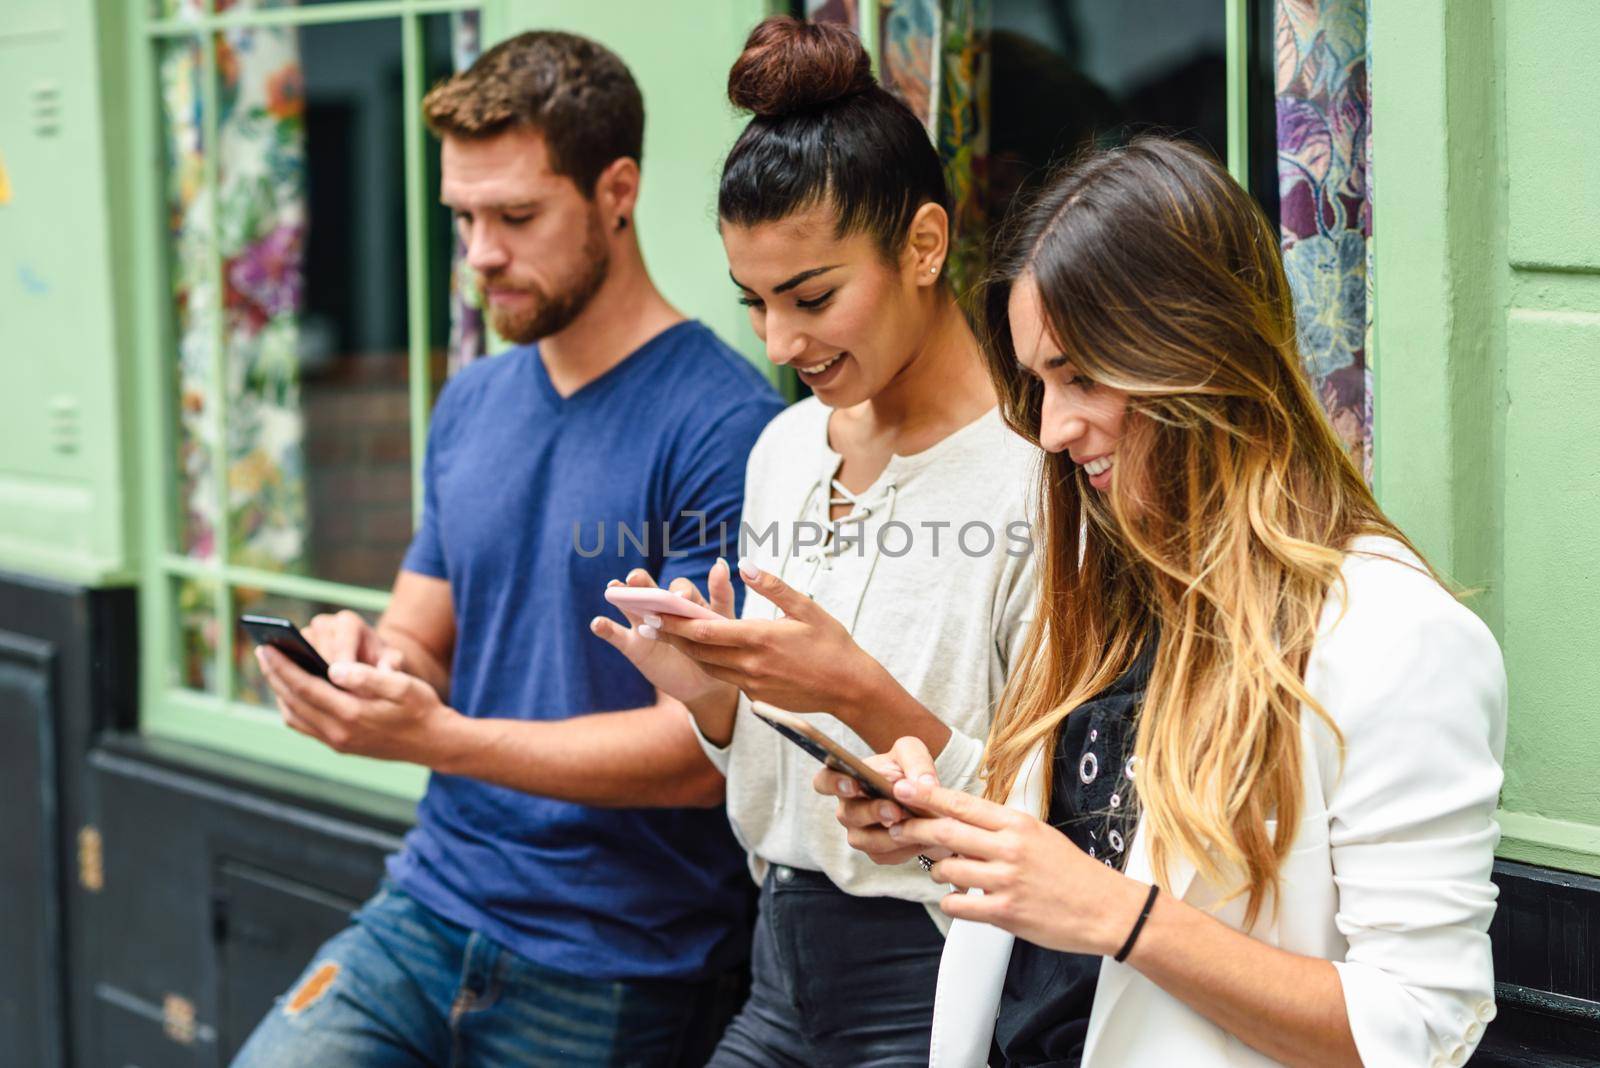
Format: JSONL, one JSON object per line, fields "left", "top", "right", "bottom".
{"left": 423, "top": 30, "right": 644, "bottom": 196}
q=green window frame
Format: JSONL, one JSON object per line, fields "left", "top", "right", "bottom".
{"left": 129, "top": 0, "right": 481, "bottom": 799}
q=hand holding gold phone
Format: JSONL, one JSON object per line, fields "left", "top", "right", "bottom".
{"left": 750, "top": 702, "right": 937, "bottom": 871}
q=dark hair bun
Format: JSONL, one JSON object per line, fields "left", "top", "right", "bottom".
{"left": 728, "top": 16, "right": 875, "bottom": 118}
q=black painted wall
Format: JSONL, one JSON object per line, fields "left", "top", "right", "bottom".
{"left": 0, "top": 571, "right": 137, "bottom": 1067}
{"left": 85, "top": 741, "right": 408, "bottom": 1064}
{"left": 0, "top": 624, "right": 66, "bottom": 1066}
{"left": 0, "top": 573, "right": 412, "bottom": 1066}
{"left": 1477, "top": 863, "right": 1600, "bottom": 1065}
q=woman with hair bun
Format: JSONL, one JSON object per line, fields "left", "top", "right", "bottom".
{"left": 591, "top": 15, "right": 1039, "bottom": 1066}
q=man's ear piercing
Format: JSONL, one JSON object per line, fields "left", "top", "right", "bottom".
{"left": 616, "top": 217, "right": 628, "bottom": 232}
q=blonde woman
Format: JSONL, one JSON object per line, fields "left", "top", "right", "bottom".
{"left": 819, "top": 138, "right": 1506, "bottom": 1068}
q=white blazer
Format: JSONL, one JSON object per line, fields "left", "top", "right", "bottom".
{"left": 930, "top": 537, "right": 1507, "bottom": 1068}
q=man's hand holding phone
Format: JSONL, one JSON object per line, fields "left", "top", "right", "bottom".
{"left": 251, "top": 615, "right": 468, "bottom": 767}
{"left": 257, "top": 643, "right": 465, "bottom": 764}
{"left": 302, "top": 609, "right": 406, "bottom": 672}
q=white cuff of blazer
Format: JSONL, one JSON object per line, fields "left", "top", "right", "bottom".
{"left": 928, "top": 744, "right": 1049, "bottom": 1068}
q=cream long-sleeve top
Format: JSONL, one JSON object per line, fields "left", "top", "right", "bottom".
{"left": 692, "top": 397, "right": 1039, "bottom": 931}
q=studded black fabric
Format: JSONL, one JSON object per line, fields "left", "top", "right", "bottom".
{"left": 991, "top": 640, "right": 1155, "bottom": 1068}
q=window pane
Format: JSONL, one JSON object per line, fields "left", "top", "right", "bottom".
{"left": 152, "top": 1, "right": 375, "bottom": 19}
{"left": 804, "top": 1, "right": 854, "bottom": 22}
{"left": 174, "top": 576, "right": 220, "bottom": 693}
{"left": 222, "top": 0, "right": 358, "bottom": 9}
{"left": 212, "top": 18, "right": 417, "bottom": 591}
{"left": 1247, "top": 0, "right": 1280, "bottom": 226}
{"left": 155, "top": 0, "right": 204, "bottom": 18}
{"left": 425, "top": 10, "right": 485, "bottom": 393}
{"left": 988, "top": 0, "right": 1227, "bottom": 213}
{"left": 156, "top": 13, "right": 483, "bottom": 596}
{"left": 158, "top": 34, "right": 221, "bottom": 561}
{"left": 232, "top": 588, "right": 350, "bottom": 707}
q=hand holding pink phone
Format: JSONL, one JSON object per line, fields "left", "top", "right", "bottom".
{"left": 604, "top": 585, "right": 724, "bottom": 622}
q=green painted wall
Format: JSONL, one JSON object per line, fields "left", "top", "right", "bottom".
{"left": 1495, "top": 0, "right": 1600, "bottom": 872}
{"left": 1373, "top": 0, "right": 1600, "bottom": 874}
{"left": 0, "top": 0, "right": 138, "bottom": 587}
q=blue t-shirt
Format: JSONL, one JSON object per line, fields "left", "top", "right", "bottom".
{"left": 387, "top": 321, "right": 784, "bottom": 982}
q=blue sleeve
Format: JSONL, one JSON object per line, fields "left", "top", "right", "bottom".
{"left": 657, "top": 397, "right": 782, "bottom": 610}
{"left": 401, "top": 384, "right": 453, "bottom": 579}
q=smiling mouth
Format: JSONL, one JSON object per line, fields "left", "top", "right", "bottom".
{"left": 797, "top": 352, "right": 846, "bottom": 376}
{"left": 1083, "top": 455, "right": 1113, "bottom": 477}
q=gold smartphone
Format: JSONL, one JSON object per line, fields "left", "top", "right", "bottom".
{"left": 749, "top": 701, "right": 931, "bottom": 818}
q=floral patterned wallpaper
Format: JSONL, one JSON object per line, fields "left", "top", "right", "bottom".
{"left": 1275, "top": 0, "right": 1373, "bottom": 479}
{"left": 807, "top": 0, "right": 991, "bottom": 296}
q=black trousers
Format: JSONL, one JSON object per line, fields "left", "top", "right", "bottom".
{"left": 706, "top": 865, "right": 945, "bottom": 1068}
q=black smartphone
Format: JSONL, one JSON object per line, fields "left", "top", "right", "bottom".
{"left": 239, "top": 614, "right": 331, "bottom": 680}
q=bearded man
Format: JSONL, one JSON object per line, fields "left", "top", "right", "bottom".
{"left": 234, "top": 30, "right": 781, "bottom": 1067}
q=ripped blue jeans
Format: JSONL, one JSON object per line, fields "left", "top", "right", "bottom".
{"left": 230, "top": 881, "right": 743, "bottom": 1068}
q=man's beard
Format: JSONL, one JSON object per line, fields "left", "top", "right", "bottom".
{"left": 484, "top": 211, "right": 610, "bottom": 344}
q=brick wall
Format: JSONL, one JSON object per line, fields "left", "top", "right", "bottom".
{"left": 300, "top": 352, "right": 433, "bottom": 592}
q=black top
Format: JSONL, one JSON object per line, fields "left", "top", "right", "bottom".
{"left": 992, "top": 642, "right": 1155, "bottom": 1068}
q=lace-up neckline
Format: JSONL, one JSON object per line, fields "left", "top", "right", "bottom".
{"left": 775, "top": 406, "right": 1002, "bottom": 635}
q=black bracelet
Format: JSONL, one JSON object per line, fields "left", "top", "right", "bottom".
{"left": 1113, "top": 883, "right": 1160, "bottom": 963}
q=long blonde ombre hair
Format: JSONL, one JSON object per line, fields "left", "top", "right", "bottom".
{"left": 980, "top": 138, "right": 1424, "bottom": 926}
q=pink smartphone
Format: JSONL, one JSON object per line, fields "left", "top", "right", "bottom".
{"left": 604, "top": 585, "right": 724, "bottom": 621}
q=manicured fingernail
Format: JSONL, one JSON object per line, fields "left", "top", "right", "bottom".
{"left": 329, "top": 661, "right": 353, "bottom": 682}
{"left": 716, "top": 557, "right": 729, "bottom": 575}
{"left": 644, "top": 614, "right": 663, "bottom": 629}
{"left": 739, "top": 561, "right": 761, "bottom": 583}
{"left": 638, "top": 625, "right": 657, "bottom": 641}
{"left": 888, "top": 823, "right": 904, "bottom": 839}
{"left": 590, "top": 617, "right": 605, "bottom": 634}
{"left": 255, "top": 647, "right": 269, "bottom": 669}
{"left": 838, "top": 779, "right": 856, "bottom": 797}
{"left": 877, "top": 803, "right": 898, "bottom": 824}
{"left": 894, "top": 779, "right": 921, "bottom": 802}
{"left": 919, "top": 773, "right": 938, "bottom": 786}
